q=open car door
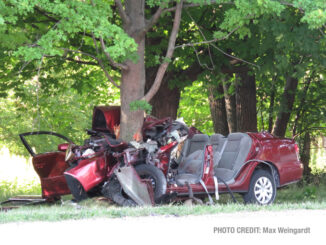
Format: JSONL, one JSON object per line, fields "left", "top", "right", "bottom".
{"left": 19, "top": 131, "right": 73, "bottom": 200}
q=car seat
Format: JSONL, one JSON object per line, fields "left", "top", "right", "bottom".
{"left": 174, "top": 134, "right": 209, "bottom": 186}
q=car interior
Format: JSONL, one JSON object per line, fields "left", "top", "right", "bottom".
{"left": 175, "top": 133, "right": 253, "bottom": 185}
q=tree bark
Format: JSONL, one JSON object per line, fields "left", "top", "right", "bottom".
{"left": 272, "top": 76, "right": 298, "bottom": 137}
{"left": 118, "top": 0, "right": 183, "bottom": 140}
{"left": 301, "top": 132, "right": 312, "bottom": 179}
{"left": 292, "top": 77, "right": 312, "bottom": 137}
{"left": 268, "top": 82, "right": 276, "bottom": 133}
{"left": 235, "top": 71, "right": 258, "bottom": 132}
{"left": 208, "top": 82, "right": 229, "bottom": 135}
{"left": 222, "top": 80, "right": 237, "bottom": 132}
{"left": 145, "top": 68, "right": 180, "bottom": 119}
{"left": 120, "top": 0, "right": 146, "bottom": 141}
{"left": 143, "top": 1, "right": 183, "bottom": 102}
{"left": 145, "top": 63, "right": 203, "bottom": 119}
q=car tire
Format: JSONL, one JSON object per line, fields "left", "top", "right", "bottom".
{"left": 243, "top": 169, "right": 276, "bottom": 205}
{"left": 134, "top": 164, "right": 167, "bottom": 201}
{"left": 102, "top": 176, "right": 137, "bottom": 207}
{"left": 64, "top": 173, "right": 88, "bottom": 202}
{"left": 102, "top": 164, "right": 166, "bottom": 206}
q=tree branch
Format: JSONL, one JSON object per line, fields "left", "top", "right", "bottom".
{"left": 62, "top": 48, "right": 120, "bottom": 88}
{"left": 174, "top": 13, "right": 259, "bottom": 69}
{"left": 114, "top": 0, "right": 130, "bottom": 25}
{"left": 162, "top": 1, "right": 234, "bottom": 14}
{"left": 143, "top": 1, "right": 183, "bottom": 102}
{"left": 144, "top": 7, "right": 164, "bottom": 34}
{"left": 61, "top": 48, "right": 98, "bottom": 60}
{"left": 35, "top": 7, "right": 59, "bottom": 22}
{"left": 99, "top": 37, "right": 128, "bottom": 70}
{"left": 210, "top": 43, "right": 259, "bottom": 68}
{"left": 97, "top": 59, "right": 121, "bottom": 88}
{"left": 63, "top": 57, "right": 98, "bottom": 66}
{"left": 175, "top": 25, "right": 241, "bottom": 48}
{"left": 186, "top": 10, "right": 215, "bottom": 70}
{"left": 45, "top": 54, "right": 99, "bottom": 65}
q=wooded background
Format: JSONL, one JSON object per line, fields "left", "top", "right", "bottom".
{"left": 0, "top": 0, "right": 325, "bottom": 181}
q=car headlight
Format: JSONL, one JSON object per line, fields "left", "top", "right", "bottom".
{"left": 65, "top": 144, "right": 75, "bottom": 162}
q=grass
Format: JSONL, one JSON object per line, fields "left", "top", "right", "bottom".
{"left": 1, "top": 198, "right": 326, "bottom": 224}
{"left": 1, "top": 148, "right": 326, "bottom": 224}
{"left": 1, "top": 184, "right": 326, "bottom": 224}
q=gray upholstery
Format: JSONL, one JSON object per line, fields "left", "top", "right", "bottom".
{"left": 176, "top": 134, "right": 209, "bottom": 163}
{"left": 214, "top": 133, "right": 252, "bottom": 184}
{"left": 175, "top": 134, "right": 209, "bottom": 186}
{"left": 175, "top": 173, "right": 202, "bottom": 186}
{"left": 178, "top": 150, "right": 204, "bottom": 175}
{"left": 210, "top": 134, "right": 227, "bottom": 168}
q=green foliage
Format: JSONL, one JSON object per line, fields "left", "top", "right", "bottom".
{"left": 0, "top": 179, "right": 41, "bottom": 202}
{"left": 129, "top": 100, "right": 152, "bottom": 114}
{"left": 0, "top": 0, "right": 137, "bottom": 62}
{"left": 0, "top": 76, "right": 120, "bottom": 156}
{"left": 178, "top": 81, "right": 214, "bottom": 135}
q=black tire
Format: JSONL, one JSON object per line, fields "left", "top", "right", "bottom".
{"left": 102, "top": 164, "right": 166, "bottom": 206}
{"left": 243, "top": 169, "right": 276, "bottom": 205}
{"left": 134, "top": 164, "right": 167, "bottom": 201}
{"left": 64, "top": 174, "right": 88, "bottom": 202}
{"left": 102, "top": 177, "right": 137, "bottom": 207}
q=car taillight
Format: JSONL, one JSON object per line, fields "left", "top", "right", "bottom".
{"left": 294, "top": 144, "right": 299, "bottom": 152}
{"left": 294, "top": 143, "right": 300, "bottom": 161}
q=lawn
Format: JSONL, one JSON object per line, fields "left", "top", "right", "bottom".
{"left": 1, "top": 182, "right": 326, "bottom": 224}
{"left": 1, "top": 148, "right": 326, "bottom": 224}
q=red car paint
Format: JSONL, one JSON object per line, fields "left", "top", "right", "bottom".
{"left": 65, "top": 155, "right": 108, "bottom": 192}
{"left": 20, "top": 107, "right": 303, "bottom": 202}
{"left": 32, "top": 151, "right": 71, "bottom": 199}
{"left": 92, "top": 106, "right": 120, "bottom": 135}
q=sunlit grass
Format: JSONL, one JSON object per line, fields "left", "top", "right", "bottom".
{"left": 0, "top": 148, "right": 41, "bottom": 201}
{"left": 1, "top": 148, "right": 326, "bottom": 224}
{"left": 1, "top": 199, "right": 326, "bottom": 224}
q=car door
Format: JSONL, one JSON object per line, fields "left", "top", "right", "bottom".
{"left": 19, "top": 131, "right": 73, "bottom": 200}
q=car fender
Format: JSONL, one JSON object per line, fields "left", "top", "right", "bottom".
{"left": 234, "top": 160, "right": 280, "bottom": 189}
{"left": 64, "top": 156, "right": 107, "bottom": 192}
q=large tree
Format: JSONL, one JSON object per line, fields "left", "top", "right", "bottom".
{"left": 1, "top": 0, "right": 325, "bottom": 141}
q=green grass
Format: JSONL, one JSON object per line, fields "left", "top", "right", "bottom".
{"left": 1, "top": 184, "right": 326, "bottom": 224}
{"left": 0, "top": 179, "right": 41, "bottom": 202}
{"left": 1, "top": 198, "right": 326, "bottom": 224}
{"left": 1, "top": 151, "right": 326, "bottom": 224}
{"left": 1, "top": 175, "right": 326, "bottom": 224}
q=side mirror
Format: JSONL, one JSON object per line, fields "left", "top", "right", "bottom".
{"left": 58, "top": 143, "right": 69, "bottom": 152}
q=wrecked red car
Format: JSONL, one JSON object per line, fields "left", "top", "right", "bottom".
{"left": 19, "top": 106, "right": 303, "bottom": 205}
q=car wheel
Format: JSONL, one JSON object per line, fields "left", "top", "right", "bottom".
{"left": 134, "top": 164, "right": 167, "bottom": 201}
{"left": 243, "top": 169, "right": 276, "bottom": 205}
{"left": 102, "top": 176, "right": 137, "bottom": 207}
{"left": 64, "top": 174, "right": 88, "bottom": 202}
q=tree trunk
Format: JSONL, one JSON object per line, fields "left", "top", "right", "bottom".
{"left": 120, "top": 0, "right": 146, "bottom": 141}
{"left": 208, "top": 82, "right": 229, "bottom": 135}
{"left": 235, "top": 71, "right": 258, "bottom": 132}
{"left": 272, "top": 76, "right": 298, "bottom": 137}
{"left": 268, "top": 82, "right": 276, "bottom": 133}
{"left": 301, "top": 132, "right": 312, "bottom": 180}
{"left": 145, "top": 68, "right": 180, "bottom": 119}
{"left": 145, "top": 63, "right": 203, "bottom": 119}
{"left": 222, "top": 80, "right": 237, "bottom": 132}
{"left": 292, "top": 77, "right": 312, "bottom": 137}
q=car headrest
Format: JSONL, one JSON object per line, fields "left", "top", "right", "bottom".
{"left": 190, "top": 134, "right": 209, "bottom": 142}
{"left": 227, "top": 132, "right": 248, "bottom": 141}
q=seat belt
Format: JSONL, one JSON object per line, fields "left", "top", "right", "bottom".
{"left": 215, "top": 139, "right": 228, "bottom": 164}
{"left": 199, "top": 179, "right": 213, "bottom": 205}
{"left": 213, "top": 176, "right": 219, "bottom": 200}
{"left": 212, "top": 139, "right": 227, "bottom": 201}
